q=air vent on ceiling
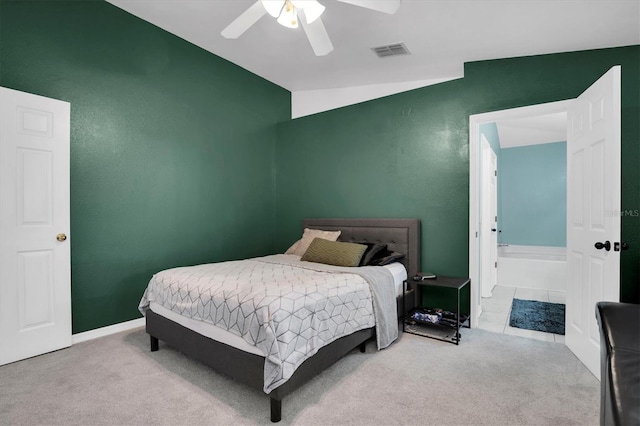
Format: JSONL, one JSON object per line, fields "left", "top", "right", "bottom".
{"left": 372, "top": 42, "right": 410, "bottom": 58}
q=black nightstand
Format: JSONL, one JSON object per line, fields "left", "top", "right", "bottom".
{"left": 402, "top": 276, "right": 470, "bottom": 345}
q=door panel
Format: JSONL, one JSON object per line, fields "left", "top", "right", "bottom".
{"left": 19, "top": 149, "right": 54, "bottom": 225}
{"left": 489, "top": 152, "right": 498, "bottom": 292}
{"left": 566, "top": 66, "right": 621, "bottom": 379}
{"left": 568, "top": 251, "right": 583, "bottom": 328}
{"left": 480, "top": 137, "right": 498, "bottom": 298}
{"left": 0, "top": 87, "right": 71, "bottom": 365}
{"left": 590, "top": 140, "right": 605, "bottom": 227}
{"left": 19, "top": 250, "right": 54, "bottom": 329}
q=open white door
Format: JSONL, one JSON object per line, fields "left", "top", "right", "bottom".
{"left": 0, "top": 87, "right": 71, "bottom": 365}
{"left": 489, "top": 148, "right": 498, "bottom": 293}
{"left": 480, "top": 136, "right": 498, "bottom": 298}
{"left": 566, "top": 66, "right": 621, "bottom": 380}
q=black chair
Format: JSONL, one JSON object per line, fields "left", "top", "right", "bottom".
{"left": 595, "top": 301, "right": 640, "bottom": 426}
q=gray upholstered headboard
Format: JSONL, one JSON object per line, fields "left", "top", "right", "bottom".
{"left": 301, "top": 218, "right": 421, "bottom": 275}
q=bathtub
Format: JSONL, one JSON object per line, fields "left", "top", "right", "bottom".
{"left": 497, "top": 245, "right": 567, "bottom": 292}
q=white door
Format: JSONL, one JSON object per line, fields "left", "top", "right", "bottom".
{"left": 566, "top": 66, "right": 621, "bottom": 380}
{"left": 489, "top": 150, "right": 498, "bottom": 291}
{"left": 480, "top": 137, "right": 498, "bottom": 298}
{"left": 0, "top": 87, "right": 71, "bottom": 365}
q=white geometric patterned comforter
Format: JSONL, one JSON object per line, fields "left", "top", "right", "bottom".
{"left": 138, "top": 254, "right": 398, "bottom": 393}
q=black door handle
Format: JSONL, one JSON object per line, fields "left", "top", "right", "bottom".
{"left": 491, "top": 228, "right": 497, "bottom": 232}
{"left": 595, "top": 241, "right": 611, "bottom": 251}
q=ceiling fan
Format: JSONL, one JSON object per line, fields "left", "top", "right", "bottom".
{"left": 221, "top": 0, "right": 401, "bottom": 56}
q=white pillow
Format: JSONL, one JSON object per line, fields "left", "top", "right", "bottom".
{"left": 285, "top": 228, "right": 341, "bottom": 257}
{"left": 284, "top": 239, "right": 301, "bottom": 255}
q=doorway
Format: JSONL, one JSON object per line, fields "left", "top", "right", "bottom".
{"left": 478, "top": 112, "right": 568, "bottom": 342}
{"left": 469, "top": 100, "right": 573, "bottom": 330}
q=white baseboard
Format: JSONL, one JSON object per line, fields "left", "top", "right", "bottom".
{"left": 72, "top": 317, "right": 145, "bottom": 345}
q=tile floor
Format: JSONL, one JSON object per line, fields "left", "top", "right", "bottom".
{"left": 478, "top": 285, "right": 566, "bottom": 343}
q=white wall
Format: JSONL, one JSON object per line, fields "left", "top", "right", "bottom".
{"left": 291, "top": 77, "right": 459, "bottom": 119}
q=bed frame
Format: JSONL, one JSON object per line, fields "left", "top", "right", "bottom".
{"left": 146, "top": 218, "right": 421, "bottom": 422}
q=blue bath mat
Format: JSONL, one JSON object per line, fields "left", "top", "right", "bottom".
{"left": 509, "top": 298, "right": 565, "bottom": 335}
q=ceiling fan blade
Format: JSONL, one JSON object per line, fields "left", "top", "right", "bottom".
{"left": 299, "top": 13, "right": 333, "bottom": 56}
{"left": 336, "top": 0, "right": 401, "bottom": 14}
{"left": 221, "top": 1, "right": 267, "bottom": 39}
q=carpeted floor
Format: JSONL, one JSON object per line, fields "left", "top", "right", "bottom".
{"left": 0, "top": 326, "right": 599, "bottom": 425}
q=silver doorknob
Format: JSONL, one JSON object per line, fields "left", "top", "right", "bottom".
{"left": 56, "top": 233, "right": 67, "bottom": 242}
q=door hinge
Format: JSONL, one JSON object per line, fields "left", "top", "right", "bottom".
{"left": 494, "top": 170, "right": 497, "bottom": 177}
{"left": 494, "top": 261, "right": 498, "bottom": 268}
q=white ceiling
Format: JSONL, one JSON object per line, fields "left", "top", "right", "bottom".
{"left": 106, "top": 0, "right": 640, "bottom": 92}
{"left": 497, "top": 112, "right": 567, "bottom": 148}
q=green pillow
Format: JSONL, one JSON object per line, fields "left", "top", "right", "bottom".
{"left": 301, "top": 238, "right": 367, "bottom": 267}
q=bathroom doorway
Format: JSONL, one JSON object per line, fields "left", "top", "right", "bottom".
{"left": 475, "top": 105, "right": 569, "bottom": 343}
{"left": 469, "top": 99, "right": 573, "bottom": 331}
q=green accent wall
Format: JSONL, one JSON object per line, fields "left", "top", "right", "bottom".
{"left": 276, "top": 46, "right": 640, "bottom": 310}
{"left": 1, "top": 0, "right": 638, "bottom": 333}
{"left": 0, "top": 0, "right": 290, "bottom": 333}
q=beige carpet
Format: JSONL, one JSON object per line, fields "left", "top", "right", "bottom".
{"left": 0, "top": 326, "right": 599, "bottom": 425}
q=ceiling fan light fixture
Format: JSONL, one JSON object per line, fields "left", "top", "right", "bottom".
{"left": 223, "top": 0, "right": 400, "bottom": 56}
{"left": 276, "top": 1, "right": 299, "bottom": 28}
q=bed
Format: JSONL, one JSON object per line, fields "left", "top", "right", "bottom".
{"left": 140, "top": 218, "right": 421, "bottom": 422}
